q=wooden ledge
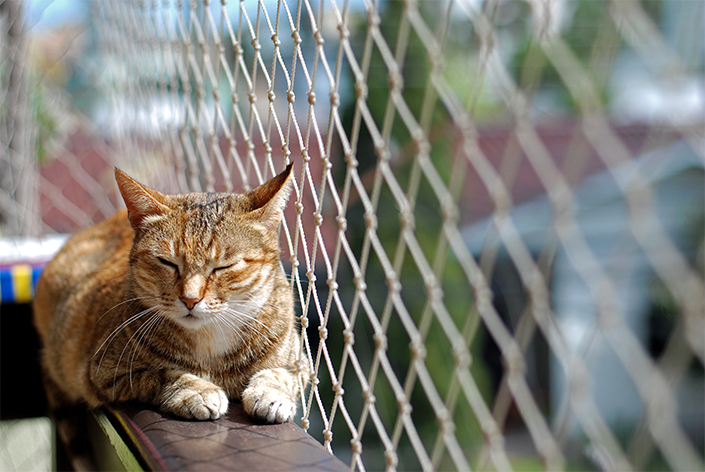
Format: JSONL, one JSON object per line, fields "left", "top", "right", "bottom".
{"left": 91, "top": 404, "right": 347, "bottom": 472}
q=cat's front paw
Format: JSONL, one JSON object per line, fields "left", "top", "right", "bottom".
{"left": 242, "top": 385, "right": 297, "bottom": 423}
{"left": 162, "top": 373, "right": 229, "bottom": 420}
{"left": 242, "top": 368, "right": 298, "bottom": 423}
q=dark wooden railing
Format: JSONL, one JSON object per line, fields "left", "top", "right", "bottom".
{"left": 89, "top": 404, "right": 347, "bottom": 472}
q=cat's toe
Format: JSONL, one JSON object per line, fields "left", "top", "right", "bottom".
{"left": 164, "top": 373, "right": 229, "bottom": 420}
{"left": 209, "top": 389, "right": 230, "bottom": 418}
{"left": 242, "top": 386, "right": 297, "bottom": 423}
{"left": 193, "top": 387, "right": 229, "bottom": 420}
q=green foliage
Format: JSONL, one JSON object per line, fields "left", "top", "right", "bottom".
{"left": 0, "top": 66, "right": 60, "bottom": 164}
{"left": 30, "top": 76, "right": 61, "bottom": 164}
{"left": 509, "top": 0, "right": 624, "bottom": 112}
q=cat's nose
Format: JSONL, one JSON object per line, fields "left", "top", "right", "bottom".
{"left": 180, "top": 294, "right": 202, "bottom": 310}
{"left": 181, "top": 275, "right": 205, "bottom": 309}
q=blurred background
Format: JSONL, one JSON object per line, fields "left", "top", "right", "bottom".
{"left": 0, "top": 0, "right": 703, "bottom": 470}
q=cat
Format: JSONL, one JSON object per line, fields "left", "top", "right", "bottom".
{"left": 33, "top": 164, "right": 308, "bottom": 429}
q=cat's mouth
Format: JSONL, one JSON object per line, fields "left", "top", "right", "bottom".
{"left": 177, "top": 311, "right": 206, "bottom": 328}
{"left": 183, "top": 312, "right": 201, "bottom": 322}
{"left": 173, "top": 305, "right": 212, "bottom": 329}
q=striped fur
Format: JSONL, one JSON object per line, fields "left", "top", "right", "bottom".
{"left": 34, "top": 165, "right": 307, "bottom": 424}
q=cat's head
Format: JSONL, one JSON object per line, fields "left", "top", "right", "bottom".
{"left": 115, "top": 166, "right": 294, "bottom": 333}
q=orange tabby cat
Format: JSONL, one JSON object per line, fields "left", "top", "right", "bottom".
{"left": 33, "top": 164, "right": 307, "bottom": 425}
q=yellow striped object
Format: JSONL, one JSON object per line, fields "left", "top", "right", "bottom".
{"left": 11, "top": 264, "right": 33, "bottom": 303}
{"left": 0, "top": 264, "right": 38, "bottom": 304}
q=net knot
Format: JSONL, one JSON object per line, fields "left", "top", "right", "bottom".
{"left": 373, "top": 333, "right": 387, "bottom": 350}
{"left": 396, "top": 394, "right": 412, "bottom": 414}
{"left": 344, "top": 151, "right": 358, "bottom": 167}
{"left": 362, "top": 387, "right": 375, "bottom": 404}
{"left": 385, "top": 274, "right": 401, "bottom": 293}
{"left": 353, "top": 276, "right": 367, "bottom": 292}
{"left": 291, "top": 30, "right": 302, "bottom": 45}
{"left": 399, "top": 210, "right": 414, "bottom": 230}
{"left": 384, "top": 449, "right": 398, "bottom": 468}
{"left": 410, "top": 341, "right": 426, "bottom": 361}
{"left": 354, "top": 81, "right": 368, "bottom": 100}
{"left": 363, "top": 212, "right": 378, "bottom": 230}
{"left": 343, "top": 329, "right": 354, "bottom": 345}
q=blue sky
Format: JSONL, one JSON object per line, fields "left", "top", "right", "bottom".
{"left": 26, "top": 0, "right": 89, "bottom": 31}
{"left": 26, "top": 0, "right": 370, "bottom": 33}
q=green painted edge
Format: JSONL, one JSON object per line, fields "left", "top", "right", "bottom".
{"left": 93, "top": 411, "right": 145, "bottom": 472}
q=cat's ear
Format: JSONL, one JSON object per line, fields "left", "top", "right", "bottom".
{"left": 242, "top": 163, "right": 294, "bottom": 230}
{"left": 115, "top": 168, "right": 170, "bottom": 228}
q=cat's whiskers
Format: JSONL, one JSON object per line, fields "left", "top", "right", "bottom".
{"left": 93, "top": 305, "right": 162, "bottom": 374}
{"left": 212, "top": 311, "right": 247, "bottom": 347}
{"left": 240, "top": 297, "right": 281, "bottom": 312}
{"left": 236, "top": 294, "right": 291, "bottom": 322}
{"left": 240, "top": 291, "right": 305, "bottom": 329}
{"left": 203, "top": 312, "right": 230, "bottom": 349}
{"left": 242, "top": 290, "right": 288, "bottom": 308}
{"left": 95, "top": 296, "right": 159, "bottom": 325}
{"left": 129, "top": 312, "right": 164, "bottom": 363}
{"left": 220, "top": 307, "right": 277, "bottom": 344}
{"left": 125, "top": 310, "right": 166, "bottom": 390}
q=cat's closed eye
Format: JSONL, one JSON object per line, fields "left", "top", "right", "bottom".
{"left": 157, "top": 257, "right": 179, "bottom": 273}
{"left": 213, "top": 264, "right": 234, "bottom": 272}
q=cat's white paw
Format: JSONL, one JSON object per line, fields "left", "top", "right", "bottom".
{"left": 242, "top": 385, "right": 297, "bottom": 423}
{"left": 163, "top": 373, "right": 229, "bottom": 420}
{"left": 242, "top": 368, "right": 298, "bottom": 423}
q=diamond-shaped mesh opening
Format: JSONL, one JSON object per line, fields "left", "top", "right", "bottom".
{"left": 2, "top": 0, "right": 703, "bottom": 470}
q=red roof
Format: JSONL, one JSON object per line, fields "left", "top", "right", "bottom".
{"left": 38, "top": 121, "right": 681, "bottom": 239}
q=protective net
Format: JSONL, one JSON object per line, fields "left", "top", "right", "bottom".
{"left": 2, "top": 0, "right": 704, "bottom": 470}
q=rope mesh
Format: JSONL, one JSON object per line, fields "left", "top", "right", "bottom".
{"left": 2, "top": 0, "right": 704, "bottom": 470}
